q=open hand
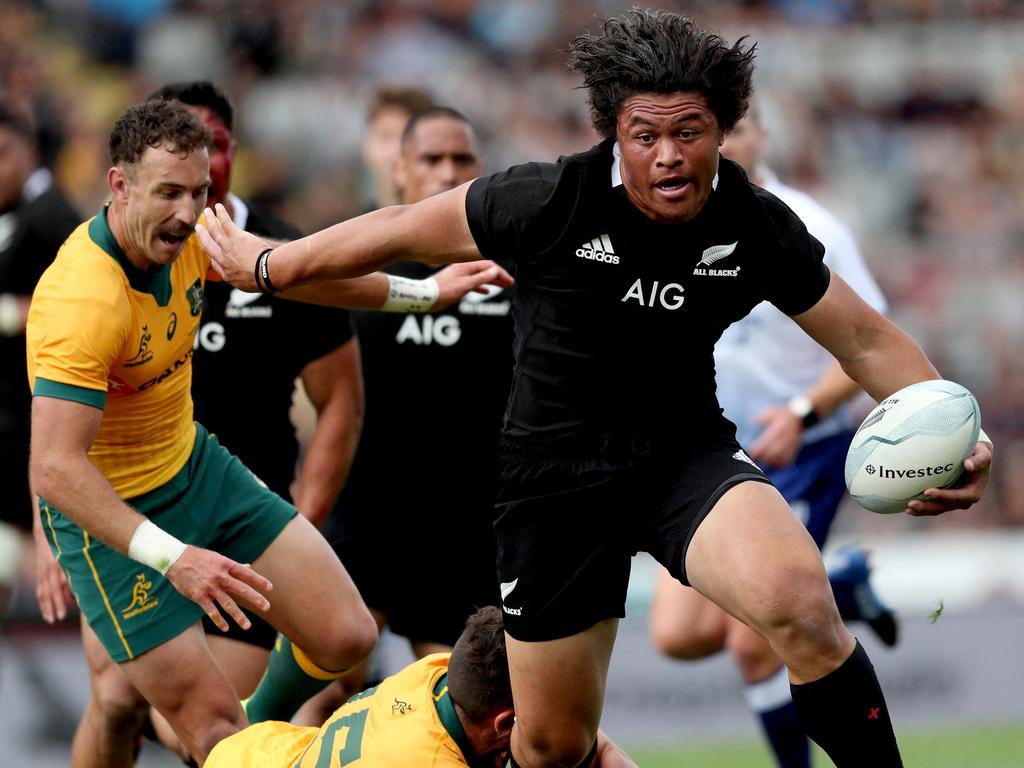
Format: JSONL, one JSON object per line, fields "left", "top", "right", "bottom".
{"left": 433, "top": 260, "right": 514, "bottom": 311}
{"left": 34, "top": 527, "right": 73, "bottom": 623}
{"left": 748, "top": 404, "right": 802, "bottom": 468}
{"left": 164, "top": 546, "right": 273, "bottom": 631}
{"left": 195, "top": 204, "right": 269, "bottom": 291}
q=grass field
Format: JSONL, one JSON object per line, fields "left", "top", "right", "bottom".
{"left": 626, "top": 722, "right": 1024, "bottom": 767}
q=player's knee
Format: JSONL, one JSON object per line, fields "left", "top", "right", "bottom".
{"left": 91, "top": 667, "right": 149, "bottom": 728}
{"left": 651, "top": 615, "right": 723, "bottom": 660}
{"left": 516, "top": 723, "right": 597, "bottom": 768}
{"left": 317, "top": 607, "right": 378, "bottom": 670}
{"left": 755, "top": 566, "right": 843, "bottom": 648}
{"left": 191, "top": 715, "right": 242, "bottom": 762}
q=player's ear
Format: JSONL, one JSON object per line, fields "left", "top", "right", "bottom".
{"left": 108, "top": 165, "right": 130, "bottom": 201}
{"left": 493, "top": 708, "right": 515, "bottom": 740}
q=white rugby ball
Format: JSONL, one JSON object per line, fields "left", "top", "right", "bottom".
{"left": 845, "top": 380, "right": 981, "bottom": 514}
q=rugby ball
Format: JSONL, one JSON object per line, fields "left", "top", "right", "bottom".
{"left": 845, "top": 380, "right": 980, "bottom": 514}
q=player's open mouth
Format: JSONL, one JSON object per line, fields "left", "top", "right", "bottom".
{"left": 654, "top": 177, "right": 691, "bottom": 199}
{"left": 159, "top": 232, "right": 190, "bottom": 246}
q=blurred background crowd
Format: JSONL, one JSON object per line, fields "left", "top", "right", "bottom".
{"left": 2, "top": 0, "right": 1022, "bottom": 532}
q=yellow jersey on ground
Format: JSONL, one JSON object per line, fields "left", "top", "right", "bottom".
{"left": 27, "top": 209, "right": 209, "bottom": 498}
{"left": 206, "top": 654, "right": 506, "bottom": 768}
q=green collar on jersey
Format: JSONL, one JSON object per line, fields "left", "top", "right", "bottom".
{"left": 89, "top": 207, "right": 172, "bottom": 306}
{"left": 433, "top": 672, "right": 495, "bottom": 768}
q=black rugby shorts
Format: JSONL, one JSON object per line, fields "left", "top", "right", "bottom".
{"left": 494, "top": 428, "right": 771, "bottom": 642}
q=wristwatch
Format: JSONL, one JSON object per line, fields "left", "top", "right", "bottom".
{"left": 787, "top": 395, "right": 820, "bottom": 429}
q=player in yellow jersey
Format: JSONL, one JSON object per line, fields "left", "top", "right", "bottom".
{"left": 27, "top": 99, "right": 510, "bottom": 766}
{"left": 206, "top": 607, "right": 636, "bottom": 768}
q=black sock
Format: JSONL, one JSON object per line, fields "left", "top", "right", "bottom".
{"left": 790, "top": 640, "right": 903, "bottom": 767}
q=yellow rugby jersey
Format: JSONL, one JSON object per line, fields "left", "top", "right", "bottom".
{"left": 27, "top": 208, "right": 209, "bottom": 498}
{"left": 206, "top": 654, "right": 506, "bottom": 768}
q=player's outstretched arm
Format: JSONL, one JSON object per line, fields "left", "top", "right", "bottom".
{"left": 793, "top": 273, "right": 992, "bottom": 514}
{"left": 30, "top": 396, "right": 273, "bottom": 630}
{"left": 278, "top": 260, "right": 513, "bottom": 312}
{"left": 196, "top": 182, "right": 481, "bottom": 292}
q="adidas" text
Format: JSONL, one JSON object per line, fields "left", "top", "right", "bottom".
{"left": 576, "top": 234, "right": 619, "bottom": 264}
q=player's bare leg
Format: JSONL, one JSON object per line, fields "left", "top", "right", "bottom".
{"left": 243, "top": 514, "right": 378, "bottom": 722}
{"left": 506, "top": 618, "right": 617, "bottom": 768}
{"left": 649, "top": 569, "right": 729, "bottom": 659}
{"left": 685, "top": 480, "right": 900, "bottom": 766}
{"left": 118, "top": 623, "right": 246, "bottom": 763}
{"left": 72, "top": 618, "right": 149, "bottom": 768}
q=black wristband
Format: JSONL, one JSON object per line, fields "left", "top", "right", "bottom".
{"left": 801, "top": 409, "right": 820, "bottom": 429}
{"left": 256, "top": 248, "right": 278, "bottom": 294}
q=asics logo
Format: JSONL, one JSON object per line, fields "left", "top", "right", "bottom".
{"left": 576, "top": 234, "right": 619, "bottom": 264}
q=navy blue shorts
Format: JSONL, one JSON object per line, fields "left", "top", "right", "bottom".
{"left": 765, "top": 431, "right": 852, "bottom": 550}
{"left": 494, "top": 426, "right": 772, "bottom": 642}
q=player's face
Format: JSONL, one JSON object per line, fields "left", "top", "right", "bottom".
{"left": 189, "top": 105, "right": 235, "bottom": 208}
{"left": 720, "top": 114, "right": 766, "bottom": 179}
{"left": 363, "top": 107, "right": 412, "bottom": 200}
{"left": 0, "top": 125, "right": 34, "bottom": 210}
{"left": 395, "top": 117, "right": 481, "bottom": 204}
{"left": 615, "top": 91, "right": 724, "bottom": 224}
{"left": 113, "top": 144, "right": 210, "bottom": 267}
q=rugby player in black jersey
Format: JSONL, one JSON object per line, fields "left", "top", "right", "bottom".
{"left": 197, "top": 10, "right": 994, "bottom": 768}
{"left": 302, "top": 106, "right": 507, "bottom": 724}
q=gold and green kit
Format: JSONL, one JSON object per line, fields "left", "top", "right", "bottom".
{"left": 206, "top": 654, "right": 506, "bottom": 768}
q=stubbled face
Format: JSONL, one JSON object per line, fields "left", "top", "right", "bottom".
{"left": 189, "top": 105, "right": 235, "bottom": 208}
{"left": 719, "top": 114, "right": 766, "bottom": 179}
{"left": 395, "top": 116, "right": 482, "bottom": 205}
{"left": 616, "top": 91, "right": 724, "bottom": 224}
{"left": 111, "top": 144, "right": 210, "bottom": 267}
{"left": 0, "top": 125, "right": 34, "bottom": 211}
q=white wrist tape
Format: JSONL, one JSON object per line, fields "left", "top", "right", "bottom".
{"left": 381, "top": 274, "right": 439, "bottom": 313}
{"left": 978, "top": 427, "right": 991, "bottom": 445}
{"left": 128, "top": 520, "right": 187, "bottom": 576}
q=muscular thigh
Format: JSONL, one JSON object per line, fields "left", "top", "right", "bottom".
{"left": 683, "top": 480, "right": 828, "bottom": 633}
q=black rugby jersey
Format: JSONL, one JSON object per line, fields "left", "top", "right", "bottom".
{"left": 191, "top": 199, "right": 355, "bottom": 497}
{"left": 465, "top": 139, "right": 830, "bottom": 444}
{"left": 338, "top": 261, "right": 514, "bottom": 514}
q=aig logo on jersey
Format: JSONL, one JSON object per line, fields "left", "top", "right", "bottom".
{"left": 576, "top": 234, "right": 619, "bottom": 264}
{"left": 396, "top": 314, "right": 461, "bottom": 346}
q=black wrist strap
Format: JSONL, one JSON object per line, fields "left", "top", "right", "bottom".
{"left": 255, "top": 248, "right": 278, "bottom": 294}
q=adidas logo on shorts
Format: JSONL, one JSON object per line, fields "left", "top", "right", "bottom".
{"left": 576, "top": 234, "right": 619, "bottom": 264}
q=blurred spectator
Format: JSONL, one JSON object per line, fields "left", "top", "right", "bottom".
{"left": 0, "top": 103, "right": 79, "bottom": 621}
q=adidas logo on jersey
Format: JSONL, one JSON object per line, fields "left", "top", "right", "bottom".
{"left": 576, "top": 234, "right": 619, "bottom": 264}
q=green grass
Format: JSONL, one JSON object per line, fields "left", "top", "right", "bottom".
{"left": 626, "top": 722, "right": 1024, "bottom": 767}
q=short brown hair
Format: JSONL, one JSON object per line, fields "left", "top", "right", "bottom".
{"left": 367, "top": 85, "right": 434, "bottom": 124}
{"left": 447, "top": 606, "right": 513, "bottom": 723}
{"left": 108, "top": 99, "right": 212, "bottom": 168}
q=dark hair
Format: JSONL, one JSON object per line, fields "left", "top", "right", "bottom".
{"left": 148, "top": 80, "right": 234, "bottom": 132}
{"left": 567, "top": 9, "right": 757, "bottom": 139}
{"left": 108, "top": 100, "right": 212, "bottom": 168}
{"left": 367, "top": 84, "right": 435, "bottom": 124}
{"left": 400, "top": 106, "right": 475, "bottom": 149}
{"left": 0, "top": 104, "right": 34, "bottom": 142}
{"left": 447, "top": 606, "right": 512, "bottom": 723}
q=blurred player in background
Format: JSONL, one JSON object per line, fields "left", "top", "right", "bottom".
{"left": 196, "top": 10, "right": 993, "bottom": 767}
{"left": 304, "top": 105, "right": 508, "bottom": 724}
{"left": 361, "top": 85, "right": 434, "bottom": 209}
{"left": 0, "top": 102, "right": 79, "bottom": 632}
{"left": 649, "top": 108, "right": 897, "bottom": 768}
{"left": 33, "top": 80, "right": 365, "bottom": 765}
{"left": 206, "top": 606, "right": 637, "bottom": 768}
